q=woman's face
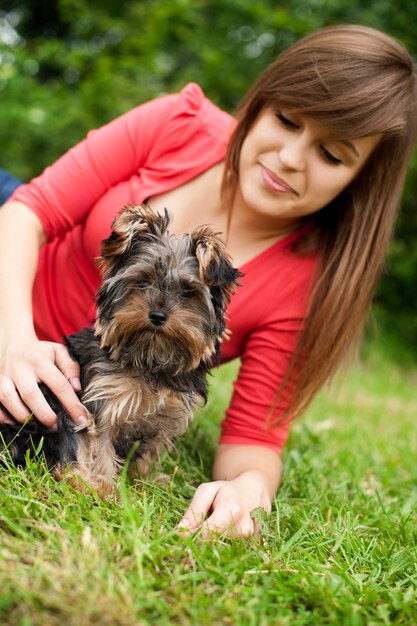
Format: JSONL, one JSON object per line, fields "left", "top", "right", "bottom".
{"left": 237, "top": 108, "right": 380, "bottom": 222}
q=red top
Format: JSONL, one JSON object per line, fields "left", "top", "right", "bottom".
{"left": 12, "top": 83, "right": 317, "bottom": 453}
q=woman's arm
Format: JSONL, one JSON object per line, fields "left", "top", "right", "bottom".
{"left": 0, "top": 201, "right": 88, "bottom": 428}
{"left": 11, "top": 91, "right": 188, "bottom": 241}
{"left": 176, "top": 443, "right": 282, "bottom": 538}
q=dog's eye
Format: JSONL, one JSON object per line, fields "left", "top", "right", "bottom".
{"left": 137, "top": 280, "right": 151, "bottom": 289}
{"left": 181, "top": 287, "right": 196, "bottom": 298}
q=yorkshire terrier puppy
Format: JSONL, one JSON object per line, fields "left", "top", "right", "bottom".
{"left": 0, "top": 204, "right": 240, "bottom": 492}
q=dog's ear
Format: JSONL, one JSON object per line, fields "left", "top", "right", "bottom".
{"left": 191, "top": 226, "right": 242, "bottom": 360}
{"left": 98, "top": 204, "right": 170, "bottom": 277}
{"left": 190, "top": 225, "right": 242, "bottom": 293}
{"left": 191, "top": 226, "right": 242, "bottom": 344}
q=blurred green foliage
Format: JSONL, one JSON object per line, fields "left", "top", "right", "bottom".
{"left": 0, "top": 0, "right": 416, "bottom": 353}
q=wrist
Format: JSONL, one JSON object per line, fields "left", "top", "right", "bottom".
{"left": 0, "top": 323, "right": 37, "bottom": 347}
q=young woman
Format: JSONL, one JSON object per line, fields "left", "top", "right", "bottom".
{"left": 0, "top": 24, "right": 416, "bottom": 538}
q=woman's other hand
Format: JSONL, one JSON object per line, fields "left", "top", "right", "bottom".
{"left": 176, "top": 444, "right": 281, "bottom": 538}
{"left": 176, "top": 472, "right": 272, "bottom": 539}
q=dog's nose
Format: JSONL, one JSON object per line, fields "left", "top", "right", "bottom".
{"left": 149, "top": 310, "right": 167, "bottom": 326}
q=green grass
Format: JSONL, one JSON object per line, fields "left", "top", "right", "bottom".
{"left": 1, "top": 342, "right": 416, "bottom": 626}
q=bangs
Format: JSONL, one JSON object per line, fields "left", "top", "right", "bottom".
{"left": 261, "top": 60, "right": 412, "bottom": 141}
{"left": 236, "top": 24, "right": 417, "bottom": 143}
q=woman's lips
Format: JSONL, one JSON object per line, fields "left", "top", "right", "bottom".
{"left": 260, "top": 164, "right": 296, "bottom": 194}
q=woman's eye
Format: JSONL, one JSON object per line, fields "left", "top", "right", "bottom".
{"left": 276, "top": 112, "right": 299, "bottom": 130}
{"left": 320, "top": 146, "right": 343, "bottom": 166}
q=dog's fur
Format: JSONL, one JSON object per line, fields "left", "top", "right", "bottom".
{"left": 0, "top": 204, "right": 240, "bottom": 492}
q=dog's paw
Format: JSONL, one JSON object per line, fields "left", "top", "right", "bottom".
{"left": 53, "top": 464, "right": 115, "bottom": 498}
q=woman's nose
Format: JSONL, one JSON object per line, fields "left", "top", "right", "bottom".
{"left": 278, "top": 136, "right": 307, "bottom": 171}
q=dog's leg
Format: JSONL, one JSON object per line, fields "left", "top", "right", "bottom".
{"left": 128, "top": 392, "right": 195, "bottom": 485}
{"left": 87, "top": 428, "right": 122, "bottom": 493}
{"left": 128, "top": 452, "right": 169, "bottom": 483}
{"left": 52, "top": 422, "right": 118, "bottom": 496}
{"left": 65, "top": 376, "right": 129, "bottom": 494}
{"left": 128, "top": 454, "right": 172, "bottom": 486}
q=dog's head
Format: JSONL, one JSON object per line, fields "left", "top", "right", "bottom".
{"left": 95, "top": 204, "right": 241, "bottom": 375}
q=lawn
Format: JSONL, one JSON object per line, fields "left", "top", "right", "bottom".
{"left": 0, "top": 341, "right": 416, "bottom": 626}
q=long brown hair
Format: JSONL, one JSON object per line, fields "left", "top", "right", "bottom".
{"left": 222, "top": 24, "right": 417, "bottom": 419}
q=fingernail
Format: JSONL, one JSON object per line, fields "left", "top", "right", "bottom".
{"left": 176, "top": 518, "right": 192, "bottom": 529}
{"left": 70, "top": 377, "right": 81, "bottom": 392}
{"left": 2, "top": 418, "right": 15, "bottom": 426}
{"left": 50, "top": 423, "right": 58, "bottom": 432}
{"left": 76, "top": 416, "right": 89, "bottom": 426}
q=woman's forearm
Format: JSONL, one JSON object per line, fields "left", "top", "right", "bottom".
{"left": 0, "top": 201, "right": 89, "bottom": 427}
{"left": 0, "top": 201, "right": 46, "bottom": 337}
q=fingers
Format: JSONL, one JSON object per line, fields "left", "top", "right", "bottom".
{"left": 53, "top": 344, "right": 81, "bottom": 392}
{"left": 23, "top": 351, "right": 88, "bottom": 427}
{"left": 0, "top": 395, "right": 20, "bottom": 425}
{"left": 201, "top": 516, "right": 257, "bottom": 540}
{"left": 0, "top": 368, "right": 60, "bottom": 430}
{"left": 176, "top": 482, "right": 262, "bottom": 539}
{"left": 0, "top": 347, "right": 88, "bottom": 429}
{"left": 200, "top": 494, "right": 259, "bottom": 539}
{"left": 0, "top": 375, "right": 34, "bottom": 424}
{"left": 176, "top": 482, "right": 221, "bottom": 531}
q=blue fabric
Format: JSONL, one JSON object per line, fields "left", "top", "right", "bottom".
{"left": 0, "top": 169, "right": 22, "bottom": 205}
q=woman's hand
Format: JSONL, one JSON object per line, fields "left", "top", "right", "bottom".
{"left": 0, "top": 335, "right": 89, "bottom": 430}
{"left": 176, "top": 472, "right": 272, "bottom": 538}
{"left": 176, "top": 445, "right": 282, "bottom": 539}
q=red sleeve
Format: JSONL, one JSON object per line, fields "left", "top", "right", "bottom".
{"left": 219, "top": 316, "right": 301, "bottom": 454}
{"left": 10, "top": 83, "right": 206, "bottom": 241}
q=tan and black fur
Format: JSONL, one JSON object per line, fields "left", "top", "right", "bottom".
{"left": 0, "top": 204, "right": 241, "bottom": 492}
